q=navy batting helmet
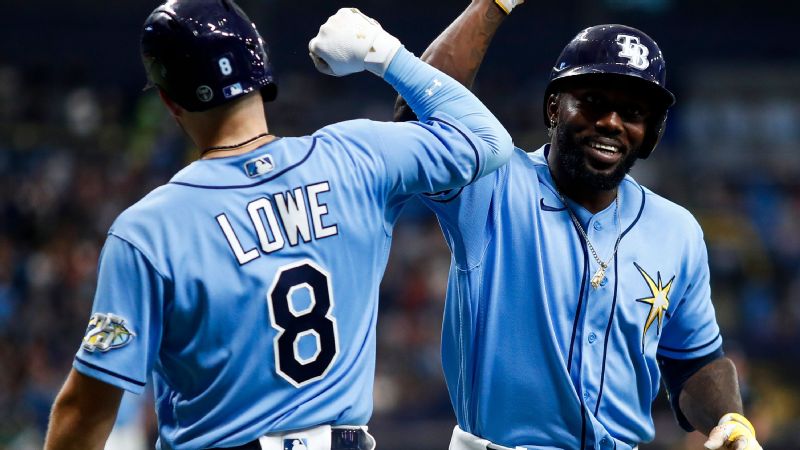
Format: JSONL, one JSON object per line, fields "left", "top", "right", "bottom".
{"left": 141, "top": 0, "right": 277, "bottom": 112}
{"left": 543, "top": 24, "right": 675, "bottom": 159}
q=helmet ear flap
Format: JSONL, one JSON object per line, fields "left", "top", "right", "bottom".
{"left": 637, "top": 109, "right": 668, "bottom": 159}
{"left": 261, "top": 83, "right": 278, "bottom": 103}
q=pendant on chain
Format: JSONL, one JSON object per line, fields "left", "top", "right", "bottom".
{"left": 590, "top": 265, "right": 606, "bottom": 289}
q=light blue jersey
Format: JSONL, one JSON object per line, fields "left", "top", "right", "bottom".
{"left": 426, "top": 146, "right": 721, "bottom": 450}
{"left": 73, "top": 49, "right": 512, "bottom": 450}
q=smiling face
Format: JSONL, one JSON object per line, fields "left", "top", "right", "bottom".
{"left": 547, "top": 76, "right": 655, "bottom": 192}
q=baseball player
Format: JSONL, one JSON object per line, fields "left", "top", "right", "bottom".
{"left": 43, "top": 2, "right": 513, "bottom": 449}
{"left": 395, "top": 1, "right": 762, "bottom": 449}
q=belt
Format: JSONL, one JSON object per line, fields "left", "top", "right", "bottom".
{"left": 210, "top": 427, "right": 370, "bottom": 450}
{"left": 450, "top": 425, "right": 639, "bottom": 450}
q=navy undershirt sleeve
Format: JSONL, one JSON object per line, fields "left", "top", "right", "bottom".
{"left": 657, "top": 346, "right": 725, "bottom": 432}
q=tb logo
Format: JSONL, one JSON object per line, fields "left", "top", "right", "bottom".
{"left": 616, "top": 34, "right": 650, "bottom": 70}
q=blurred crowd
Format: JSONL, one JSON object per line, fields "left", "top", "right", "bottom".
{"left": 1, "top": 50, "right": 799, "bottom": 450}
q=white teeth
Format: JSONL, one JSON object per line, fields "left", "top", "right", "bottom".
{"left": 590, "top": 142, "right": 619, "bottom": 153}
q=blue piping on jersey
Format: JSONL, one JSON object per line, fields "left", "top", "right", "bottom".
{"left": 417, "top": 117, "right": 482, "bottom": 204}
{"left": 75, "top": 356, "right": 146, "bottom": 387}
{"left": 455, "top": 264, "right": 470, "bottom": 429}
{"left": 428, "top": 117, "right": 482, "bottom": 185}
{"left": 621, "top": 183, "right": 647, "bottom": 238}
{"left": 424, "top": 188, "right": 454, "bottom": 199}
{"left": 471, "top": 259, "right": 489, "bottom": 431}
{"left": 169, "top": 138, "right": 318, "bottom": 189}
{"left": 657, "top": 333, "right": 721, "bottom": 353}
{"left": 580, "top": 402, "right": 587, "bottom": 449}
{"left": 594, "top": 255, "right": 620, "bottom": 416}
{"left": 564, "top": 221, "right": 589, "bottom": 449}
{"left": 593, "top": 183, "right": 647, "bottom": 417}
{"left": 566, "top": 226, "right": 589, "bottom": 377}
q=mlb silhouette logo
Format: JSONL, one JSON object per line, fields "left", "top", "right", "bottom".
{"left": 284, "top": 438, "right": 309, "bottom": 450}
{"left": 223, "top": 82, "right": 244, "bottom": 99}
{"left": 244, "top": 154, "right": 275, "bottom": 178}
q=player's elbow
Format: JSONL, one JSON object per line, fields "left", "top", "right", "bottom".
{"left": 479, "top": 122, "right": 514, "bottom": 175}
{"left": 496, "top": 125, "right": 514, "bottom": 160}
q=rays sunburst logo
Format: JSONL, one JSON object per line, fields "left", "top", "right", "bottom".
{"left": 634, "top": 263, "right": 674, "bottom": 353}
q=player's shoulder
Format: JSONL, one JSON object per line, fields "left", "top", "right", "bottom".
{"left": 313, "top": 111, "right": 466, "bottom": 141}
{"left": 108, "top": 182, "right": 186, "bottom": 245}
{"left": 314, "top": 118, "right": 376, "bottom": 137}
{"left": 518, "top": 145, "right": 548, "bottom": 168}
{"left": 634, "top": 180, "right": 703, "bottom": 235}
{"left": 311, "top": 118, "right": 383, "bottom": 155}
{"left": 507, "top": 144, "right": 554, "bottom": 187}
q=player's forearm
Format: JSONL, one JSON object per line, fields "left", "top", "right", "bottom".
{"left": 394, "top": 0, "right": 507, "bottom": 121}
{"left": 419, "top": 0, "right": 506, "bottom": 88}
{"left": 385, "top": 48, "right": 513, "bottom": 174}
{"left": 45, "top": 370, "right": 122, "bottom": 450}
{"left": 678, "top": 356, "right": 744, "bottom": 435}
{"left": 45, "top": 403, "right": 114, "bottom": 450}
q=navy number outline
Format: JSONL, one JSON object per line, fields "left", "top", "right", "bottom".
{"left": 267, "top": 260, "right": 339, "bottom": 387}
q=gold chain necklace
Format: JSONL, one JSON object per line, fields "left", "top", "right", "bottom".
{"left": 557, "top": 190, "right": 623, "bottom": 289}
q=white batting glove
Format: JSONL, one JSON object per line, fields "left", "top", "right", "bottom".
{"left": 308, "top": 8, "right": 402, "bottom": 78}
{"left": 494, "top": 0, "right": 525, "bottom": 14}
{"left": 704, "top": 413, "right": 762, "bottom": 450}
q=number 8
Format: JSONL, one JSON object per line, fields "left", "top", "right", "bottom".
{"left": 218, "top": 57, "right": 233, "bottom": 76}
{"left": 267, "top": 260, "right": 339, "bottom": 387}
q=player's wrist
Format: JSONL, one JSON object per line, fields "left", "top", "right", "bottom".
{"left": 364, "top": 30, "right": 402, "bottom": 77}
{"left": 493, "top": 0, "right": 525, "bottom": 14}
{"left": 308, "top": 8, "right": 403, "bottom": 77}
{"left": 717, "top": 413, "right": 755, "bottom": 436}
{"left": 704, "top": 412, "right": 761, "bottom": 450}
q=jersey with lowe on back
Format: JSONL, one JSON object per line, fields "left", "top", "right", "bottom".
{"left": 42, "top": 2, "right": 513, "bottom": 450}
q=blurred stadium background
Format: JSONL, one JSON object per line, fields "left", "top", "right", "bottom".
{"left": 1, "top": 0, "right": 799, "bottom": 448}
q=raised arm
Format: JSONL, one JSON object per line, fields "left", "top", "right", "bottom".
{"left": 310, "top": 7, "right": 513, "bottom": 178}
{"left": 393, "top": 0, "right": 518, "bottom": 121}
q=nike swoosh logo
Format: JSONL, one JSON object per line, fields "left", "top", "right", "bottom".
{"left": 540, "top": 198, "right": 566, "bottom": 212}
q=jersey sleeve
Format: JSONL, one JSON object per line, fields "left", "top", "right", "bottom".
{"left": 384, "top": 49, "right": 513, "bottom": 181}
{"left": 73, "top": 234, "right": 167, "bottom": 394}
{"left": 371, "top": 113, "right": 487, "bottom": 197}
{"left": 658, "top": 223, "right": 723, "bottom": 360}
{"left": 317, "top": 114, "right": 495, "bottom": 230}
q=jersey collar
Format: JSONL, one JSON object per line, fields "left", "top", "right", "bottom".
{"left": 530, "top": 144, "right": 645, "bottom": 230}
{"left": 167, "top": 137, "right": 318, "bottom": 189}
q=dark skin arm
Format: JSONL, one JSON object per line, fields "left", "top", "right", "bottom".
{"left": 393, "top": 0, "right": 507, "bottom": 121}
{"left": 45, "top": 368, "right": 124, "bottom": 450}
{"left": 679, "top": 356, "right": 744, "bottom": 435}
